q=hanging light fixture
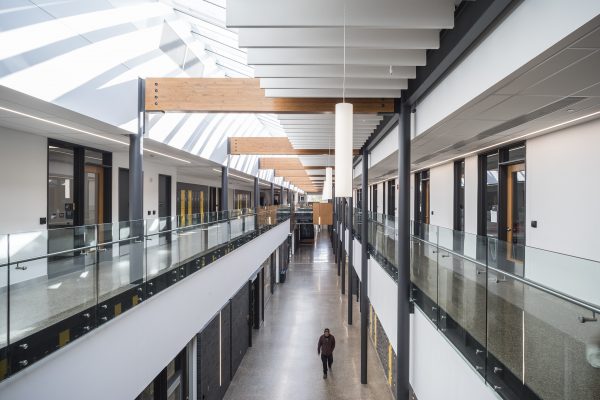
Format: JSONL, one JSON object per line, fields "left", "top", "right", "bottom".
{"left": 322, "top": 167, "right": 333, "bottom": 200}
{"left": 334, "top": 2, "right": 352, "bottom": 198}
{"left": 322, "top": 122, "right": 333, "bottom": 201}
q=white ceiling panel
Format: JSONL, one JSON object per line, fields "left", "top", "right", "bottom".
{"left": 259, "top": 77, "right": 408, "bottom": 90}
{"left": 277, "top": 114, "right": 383, "bottom": 121}
{"left": 227, "top": 0, "right": 454, "bottom": 29}
{"left": 248, "top": 48, "right": 426, "bottom": 66}
{"left": 254, "top": 64, "right": 416, "bottom": 79}
{"left": 239, "top": 27, "right": 440, "bottom": 49}
{"left": 497, "top": 48, "right": 594, "bottom": 95}
{"left": 264, "top": 88, "right": 402, "bottom": 98}
{"left": 523, "top": 50, "right": 600, "bottom": 96}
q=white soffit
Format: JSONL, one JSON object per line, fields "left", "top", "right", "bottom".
{"left": 227, "top": 0, "right": 455, "bottom": 97}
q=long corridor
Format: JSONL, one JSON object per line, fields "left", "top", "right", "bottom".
{"left": 224, "top": 230, "right": 394, "bottom": 400}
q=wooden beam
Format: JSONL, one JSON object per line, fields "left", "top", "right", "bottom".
{"left": 259, "top": 158, "right": 304, "bottom": 170}
{"left": 259, "top": 158, "right": 335, "bottom": 170}
{"left": 275, "top": 170, "right": 327, "bottom": 177}
{"left": 146, "top": 78, "right": 393, "bottom": 113}
{"left": 229, "top": 137, "right": 358, "bottom": 155}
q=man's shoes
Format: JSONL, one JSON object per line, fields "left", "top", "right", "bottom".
{"left": 323, "top": 373, "right": 327, "bottom": 379}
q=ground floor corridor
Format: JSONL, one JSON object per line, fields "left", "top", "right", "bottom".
{"left": 224, "top": 230, "right": 394, "bottom": 400}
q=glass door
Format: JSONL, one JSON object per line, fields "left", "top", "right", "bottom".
{"left": 505, "top": 162, "right": 526, "bottom": 262}
{"left": 84, "top": 165, "right": 103, "bottom": 226}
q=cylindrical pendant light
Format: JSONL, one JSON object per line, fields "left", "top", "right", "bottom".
{"left": 335, "top": 102, "right": 353, "bottom": 197}
{"left": 322, "top": 167, "right": 333, "bottom": 200}
{"left": 334, "top": 2, "right": 352, "bottom": 198}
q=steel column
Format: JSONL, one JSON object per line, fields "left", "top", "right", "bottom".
{"left": 129, "top": 78, "right": 145, "bottom": 284}
{"left": 396, "top": 99, "right": 411, "bottom": 400}
{"left": 270, "top": 182, "right": 275, "bottom": 206}
{"left": 221, "top": 165, "right": 229, "bottom": 212}
{"left": 341, "top": 198, "right": 346, "bottom": 294}
{"left": 347, "top": 196, "right": 353, "bottom": 325}
{"left": 360, "top": 148, "right": 369, "bottom": 384}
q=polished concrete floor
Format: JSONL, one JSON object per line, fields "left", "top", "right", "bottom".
{"left": 224, "top": 230, "right": 393, "bottom": 400}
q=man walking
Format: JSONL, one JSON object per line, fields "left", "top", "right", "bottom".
{"left": 317, "top": 328, "right": 336, "bottom": 379}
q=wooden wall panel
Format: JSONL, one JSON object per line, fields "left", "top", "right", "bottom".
{"left": 313, "top": 202, "right": 333, "bottom": 225}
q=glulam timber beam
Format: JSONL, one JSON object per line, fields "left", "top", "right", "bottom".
{"left": 275, "top": 170, "right": 327, "bottom": 177}
{"left": 258, "top": 158, "right": 334, "bottom": 170}
{"left": 145, "top": 78, "right": 393, "bottom": 113}
{"left": 230, "top": 137, "right": 359, "bottom": 155}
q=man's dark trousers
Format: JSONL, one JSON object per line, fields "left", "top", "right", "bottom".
{"left": 321, "top": 354, "right": 333, "bottom": 374}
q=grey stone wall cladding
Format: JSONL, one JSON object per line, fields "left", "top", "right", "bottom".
{"left": 369, "top": 304, "right": 397, "bottom": 398}
{"left": 368, "top": 304, "right": 417, "bottom": 400}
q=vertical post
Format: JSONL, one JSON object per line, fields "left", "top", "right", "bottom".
{"left": 336, "top": 198, "right": 341, "bottom": 276}
{"left": 129, "top": 78, "right": 145, "bottom": 284}
{"left": 130, "top": 78, "right": 145, "bottom": 221}
{"left": 254, "top": 176, "right": 259, "bottom": 229}
{"left": 341, "top": 198, "right": 346, "bottom": 294}
{"left": 221, "top": 165, "right": 229, "bottom": 212}
{"left": 270, "top": 182, "right": 275, "bottom": 206}
{"left": 396, "top": 99, "right": 411, "bottom": 400}
{"left": 361, "top": 148, "right": 369, "bottom": 384}
{"left": 347, "top": 195, "right": 353, "bottom": 325}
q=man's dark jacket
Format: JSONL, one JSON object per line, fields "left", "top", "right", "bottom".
{"left": 318, "top": 334, "right": 336, "bottom": 356}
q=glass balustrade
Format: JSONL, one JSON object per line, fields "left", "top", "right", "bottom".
{"left": 0, "top": 207, "right": 290, "bottom": 381}
{"left": 346, "top": 208, "right": 600, "bottom": 400}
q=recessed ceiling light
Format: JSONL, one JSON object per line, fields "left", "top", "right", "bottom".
{"left": 567, "top": 109, "right": 575, "bottom": 113}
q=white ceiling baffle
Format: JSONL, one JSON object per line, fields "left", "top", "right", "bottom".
{"left": 227, "top": 0, "right": 453, "bottom": 98}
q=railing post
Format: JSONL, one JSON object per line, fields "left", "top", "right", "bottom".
{"left": 129, "top": 78, "right": 145, "bottom": 285}
{"left": 348, "top": 196, "right": 353, "bottom": 325}
{"left": 361, "top": 147, "right": 369, "bottom": 384}
{"left": 396, "top": 98, "right": 411, "bottom": 400}
{"left": 341, "top": 198, "right": 346, "bottom": 294}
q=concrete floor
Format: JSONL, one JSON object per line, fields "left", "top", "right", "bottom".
{"left": 224, "top": 230, "right": 394, "bottom": 400}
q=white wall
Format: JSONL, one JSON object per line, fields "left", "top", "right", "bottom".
{"left": 0, "top": 128, "right": 47, "bottom": 233}
{"left": 0, "top": 220, "right": 290, "bottom": 400}
{"left": 111, "top": 152, "right": 178, "bottom": 223}
{"left": 429, "top": 163, "right": 454, "bottom": 229}
{"left": 377, "top": 182, "right": 384, "bottom": 213}
{"left": 415, "top": 0, "right": 600, "bottom": 136}
{"left": 370, "top": 125, "right": 399, "bottom": 167}
{"left": 525, "top": 118, "right": 600, "bottom": 306}
{"left": 0, "top": 129, "right": 48, "bottom": 284}
{"left": 410, "top": 307, "right": 498, "bottom": 400}
{"left": 350, "top": 238, "right": 498, "bottom": 400}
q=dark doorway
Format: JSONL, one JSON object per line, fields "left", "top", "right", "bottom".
{"left": 415, "top": 170, "right": 430, "bottom": 225}
{"left": 387, "top": 180, "right": 395, "bottom": 216}
{"left": 372, "top": 184, "right": 378, "bottom": 214}
{"left": 118, "top": 168, "right": 129, "bottom": 222}
{"left": 251, "top": 270, "right": 263, "bottom": 330}
{"left": 158, "top": 175, "right": 171, "bottom": 218}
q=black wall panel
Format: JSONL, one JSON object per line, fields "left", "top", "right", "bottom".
{"left": 199, "top": 315, "right": 220, "bottom": 400}
{"left": 231, "top": 284, "right": 250, "bottom": 377}
{"left": 220, "top": 304, "right": 232, "bottom": 399}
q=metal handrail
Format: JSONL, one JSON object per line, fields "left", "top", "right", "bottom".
{"left": 0, "top": 209, "right": 278, "bottom": 268}
{"left": 351, "top": 217, "right": 600, "bottom": 315}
